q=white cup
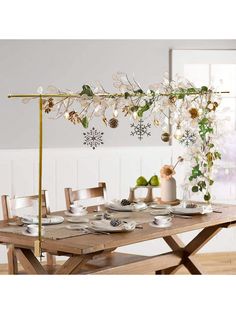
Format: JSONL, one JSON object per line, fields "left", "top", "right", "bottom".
{"left": 26, "top": 224, "right": 45, "bottom": 235}
{"left": 69, "top": 204, "right": 86, "bottom": 214}
{"left": 153, "top": 216, "right": 172, "bottom": 226}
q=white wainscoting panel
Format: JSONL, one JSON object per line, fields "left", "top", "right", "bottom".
{"left": 0, "top": 146, "right": 235, "bottom": 264}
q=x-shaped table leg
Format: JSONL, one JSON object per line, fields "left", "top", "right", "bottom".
{"left": 162, "top": 225, "right": 223, "bottom": 275}
{"left": 15, "top": 248, "right": 107, "bottom": 275}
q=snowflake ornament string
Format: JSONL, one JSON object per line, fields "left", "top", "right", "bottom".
{"left": 130, "top": 119, "right": 151, "bottom": 140}
{"left": 83, "top": 127, "right": 104, "bottom": 150}
{"left": 179, "top": 130, "right": 197, "bottom": 146}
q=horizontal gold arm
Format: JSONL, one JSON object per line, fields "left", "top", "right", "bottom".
{"left": 8, "top": 91, "right": 230, "bottom": 99}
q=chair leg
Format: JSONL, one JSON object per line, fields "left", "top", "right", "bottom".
{"left": 46, "top": 253, "right": 56, "bottom": 268}
{"left": 7, "top": 245, "right": 18, "bottom": 274}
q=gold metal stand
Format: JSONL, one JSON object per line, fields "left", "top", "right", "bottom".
{"left": 7, "top": 93, "right": 81, "bottom": 256}
{"left": 7, "top": 89, "right": 229, "bottom": 257}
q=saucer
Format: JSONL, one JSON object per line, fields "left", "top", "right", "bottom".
{"left": 149, "top": 209, "right": 171, "bottom": 216}
{"left": 66, "top": 224, "right": 89, "bottom": 230}
{"left": 65, "top": 210, "right": 88, "bottom": 217}
{"left": 66, "top": 217, "right": 90, "bottom": 223}
{"left": 149, "top": 221, "right": 172, "bottom": 228}
{"left": 22, "top": 230, "right": 45, "bottom": 237}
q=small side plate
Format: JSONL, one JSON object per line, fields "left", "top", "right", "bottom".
{"left": 149, "top": 222, "right": 172, "bottom": 228}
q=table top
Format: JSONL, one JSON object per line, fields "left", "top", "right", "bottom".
{"left": 0, "top": 203, "right": 236, "bottom": 255}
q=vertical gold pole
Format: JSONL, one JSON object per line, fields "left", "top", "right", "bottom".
{"left": 34, "top": 96, "right": 43, "bottom": 257}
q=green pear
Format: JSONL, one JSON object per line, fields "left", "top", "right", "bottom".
{"left": 136, "top": 176, "right": 148, "bottom": 186}
{"left": 149, "top": 174, "right": 160, "bottom": 186}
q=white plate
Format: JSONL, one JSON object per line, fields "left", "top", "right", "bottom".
{"left": 66, "top": 217, "right": 90, "bottom": 223}
{"left": 90, "top": 220, "right": 136, "bottom": 232}
{"left": 22, "top": 215, "right": 64, "bottom": 225}
{"left": 66, "top": 224, "right": 89, "bottom": 230}
{"left": 149, "top": 204, "right": 169, "bottom": 209}
{"left": 105, "top": 201, "right": 147, "bottom": 212}
{"left": 22, "top": 230, "right": 45, "bottom": 237}
{"left": 64, "top": 210, "right": 88, "bottom": 217}
{"left": 171, "top": 206, "right": 213, "bottom": 215}
{"left": 149, "top": 209, "right": 171, "bottom": 216}
{"left": 149, "top": 222, "right": 172, "bottom": 228}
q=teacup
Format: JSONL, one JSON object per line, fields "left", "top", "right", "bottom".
{"left": 153, "top": 215, "right": 172, "bottom": 226}
{"left": 26, "top": 224, "right": 45, "bottom": 236}
{"left": 69, "top": 204, "right": 86, "bottom": 214}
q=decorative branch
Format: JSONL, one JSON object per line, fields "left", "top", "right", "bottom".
{"left": 8, "top": 73, "right": 229, "bottom": 202}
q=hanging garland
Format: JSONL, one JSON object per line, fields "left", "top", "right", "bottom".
{"left": 22, "top": 73, "right": 227, "bottom": 202}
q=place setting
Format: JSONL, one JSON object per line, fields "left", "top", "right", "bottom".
{"left": 64, "top": 204, "right": 88, "bottom": 217}
{"left": 105, "top": 198, "right": 148, "bottom": 212}
{"left": 22, "top": 224, "right": 45, "bottom": 237}
{"left": 66, "top": 218, "right": 137, "bottom": 234}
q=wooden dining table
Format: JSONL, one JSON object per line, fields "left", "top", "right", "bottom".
{"left": 0, "top": 203, "right": 236, "bottom": 275}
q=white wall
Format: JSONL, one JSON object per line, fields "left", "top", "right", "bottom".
{"left": 0, "top": 146, "right": 235, "bottom": 264}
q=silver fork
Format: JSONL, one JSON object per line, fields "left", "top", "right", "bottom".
{"left": 84, "top": 227, "right": 110, "bottom": 235}
{"left": 170, "top": 213, "right": 192, "bottom": 219}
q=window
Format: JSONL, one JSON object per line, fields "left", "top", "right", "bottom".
{"left": 171, "top": 50, "right": 236, "bottom": 202}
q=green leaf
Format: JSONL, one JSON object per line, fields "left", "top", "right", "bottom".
{"left": 198, "top": 181, "right": 206, "bottom": 189}
{"left": 214, "top": 152, "right": 221, "bottom": 160}
{"left": 124, "top": 92, "right": 130, "bottom": 99}
{"left": 81, "top": 116, "right": 89, "bottom": 128}
{"left": 191, "top": 164, "right": 202, "bottom": 178}
{"left": 189, "top": 176, "right": 194, "bottom": 181}
{"left": 177, "top": 93, "right": 185, "bottom": 99}
{"left": 192, "top": 186, "right": 199, "bottom": 192}
{"left": 204, "top": 193, "right": 211, "bottom": 201}
{"left": 137, "top": 102, "right": 150, "bottom": 118}
{"left": 201, "top": 86, "right": 208, "bottom": 92}
{"left": 209, "top": 179, "right": 214, "bottom": 186}
{"left": 200, "top": 117, "right": 209, "bottom": 124}
{"left": 80, "top": 85, "right": 94, "bottom": 97}
{"left": 134, "top": 89, "right": 143, "bottom": 94}
{"left": 187, "top": 87, "right": 197, "bottom": 94}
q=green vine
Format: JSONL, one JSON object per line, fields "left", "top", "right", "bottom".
{"left": 188, "top": 100, "right": 221, "bottom": 202}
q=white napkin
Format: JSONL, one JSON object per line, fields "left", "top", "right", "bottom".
{"left": 22, "top": 215, "right": 64, "bottom": 224}
{"left": 90, "top": 220, "right": 136, "bottom": 232}
{"left": 106, "top": 199, "right": 146, "bottom": 211}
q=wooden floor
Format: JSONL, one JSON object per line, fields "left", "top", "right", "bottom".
{"left": 176, "top": 252, "right": 236, "bottom": 275}
{"left": 1, "top": 252, "right": 236, "bottom": 274}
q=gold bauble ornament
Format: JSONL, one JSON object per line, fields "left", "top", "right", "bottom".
{"left": 161, "top": 132, "right": 170, "bottom": 142}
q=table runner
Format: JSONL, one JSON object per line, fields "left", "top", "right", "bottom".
{"left": 0, "top": 210, "right": 154, "bottom": 240}
{"left": 0, "top": 223, "right": 88, "bottom": 240}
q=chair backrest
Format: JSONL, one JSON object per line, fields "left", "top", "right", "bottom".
{"left": 1, "top": 190, "right": 50, "bottom": 220}
{"left": 64, "top": 182, "right": 106, "bottom": 211}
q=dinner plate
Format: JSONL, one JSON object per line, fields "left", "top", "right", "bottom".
{"left": 22, "top": 215, "right": 64, "bottom": 225}
{"left": 66, "top": 217, "right": 90, "bottom": 223}
{"left": 149, "top": 204, "right": 169, "bottom": 209}
{"left": 171, "top": 206, "right": 213, "bottom": 216}
{"left": 105, "top": 201, "right": 147, "bottom": 212}
{"left": 64, "top": 210, "right": 88, "bottom": 217}
{"left": 66, "top": 224, "right": 89, "bottom": 230}
{"left": 149, "top": 222, "right": 172, "bottom": 228}
{"left": 90, "top": 220, "right": 136, "bottom": 232}
{"left": 149, "top": 209, "right": 171, "bottom": 216}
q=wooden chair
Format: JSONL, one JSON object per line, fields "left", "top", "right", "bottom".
{"left": 64, "top": 182, "right": 107, "bottom": 212}
{"left": 1, "top": 190, "right": 55, "bottom": 274}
